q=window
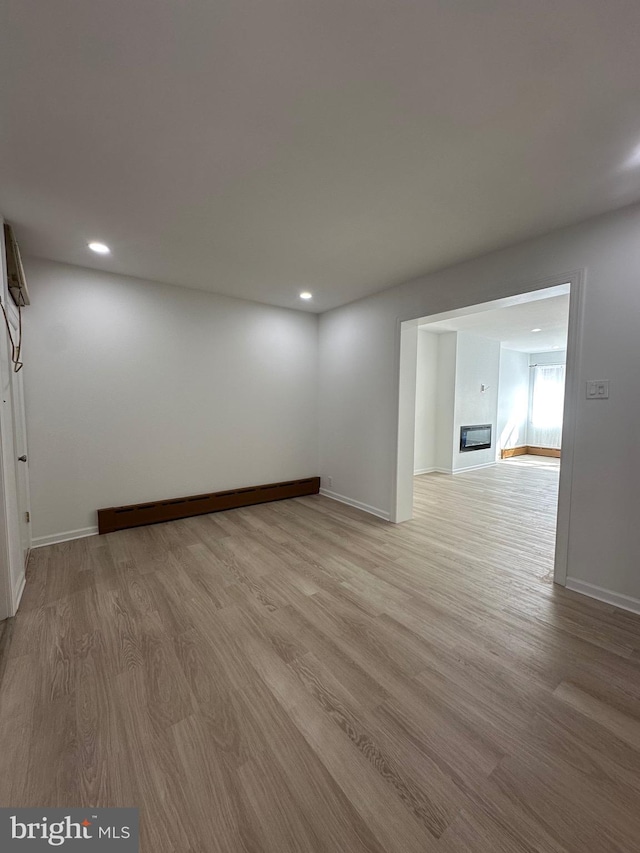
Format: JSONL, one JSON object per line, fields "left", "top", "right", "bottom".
{"left": 529, "top": 364, "right": 565, "bottom": 448}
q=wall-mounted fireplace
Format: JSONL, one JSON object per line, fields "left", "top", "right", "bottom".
{"left": 460, "top": 424, "right": 492, "bottom": 452}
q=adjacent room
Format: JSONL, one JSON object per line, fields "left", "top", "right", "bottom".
{"left": 409, "top": 289, "right": 570, "bottom": 592}
{"left": 1, "top": 3, "right": 640, "bottom": 853}
{"left": 414, "top": 291, "right": 569, "bottom": 472}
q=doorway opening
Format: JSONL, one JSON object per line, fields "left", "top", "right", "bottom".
{"left": 394, "top": 276, "right": 583, "bottom": 586}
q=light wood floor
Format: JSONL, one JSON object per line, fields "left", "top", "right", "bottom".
{"left": 2, "top": 457, "right": 640, "bottom": 852}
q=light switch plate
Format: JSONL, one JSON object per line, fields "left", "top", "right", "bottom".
{"left": 586, "top": 380, "right": 609, "bottom": 399}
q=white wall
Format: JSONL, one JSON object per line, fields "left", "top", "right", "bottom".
{"left": 23, "top": 258, "right": 319, "bottom": 544}
{"left": 318, "top": 201, "right": 640, "bottom": 603}
{"left": 434, "top": 333, "right": 456, "bottom": 473}
{"left": 427, "top": 330, "right": 500, "bottom": 474}
{"left": 497, "top": 347, "right": 529, "bottom": 453}
{"left": 413, "top": 330, "right": 438, "bottom": 474}
{"left": 392, "top": 324, "right": 418, "bottom": 523}
{"left": 452, "top": 333, "right": 500, "bottom": 472}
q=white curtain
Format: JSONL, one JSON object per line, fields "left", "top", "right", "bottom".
{"left": 528, "top": 364, "right": 565, "bottom": 448}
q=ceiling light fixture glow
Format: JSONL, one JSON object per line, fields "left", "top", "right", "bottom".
{"left": 88, "top": 241, "right": 110, "bottom": 255}
{"left": 531, "top": 328, "right": 542, "bottom": 332}
{"left": 299, "top": 292, "right": 312, "bottom": 300}
{"left": 623, "top": 143, "right": 640, "bottom": 170}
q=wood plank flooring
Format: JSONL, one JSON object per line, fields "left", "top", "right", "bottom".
{"left": 1, "top": 457, "right": 640, "bottom": 852}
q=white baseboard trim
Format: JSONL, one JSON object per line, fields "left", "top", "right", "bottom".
{"left": 565, "top": 577, "right": 640, "bottom": 616}
{"left": 452, "top": 461, "right": 497, "bottom": 474}
{"left": 12, "top": 573, "right": 26, "bottom": 614}
{"left": 414, "top": 467, "right": 436, "bottom": 476}
{"left": 31, "top": 526, "right": 99, "bottom": 549}
{"left": 319, "top": 489, "right": 390, "bottom": 521}
{"left": 430, "top": 462, "right": 496, "bottom": 476}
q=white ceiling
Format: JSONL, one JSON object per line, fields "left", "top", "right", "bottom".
{"left": 419, "top": 294, "right": 569, "bottom": 353}
{"left": 2, "top": 2, "right": 640, "bottom": 313}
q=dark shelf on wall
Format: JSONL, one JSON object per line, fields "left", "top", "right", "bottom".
{"left": 97, "top": 476, "right": 321, "bottom": 534}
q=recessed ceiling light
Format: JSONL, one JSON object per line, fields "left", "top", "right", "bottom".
{"left": 299, "top": 292, "right": 312, "bottom": 300}
{"left": 531, "top": 328, "right": 542, "bottom": 332}
{"left": 88, "top": 241, "right": 110, "bottom": 255}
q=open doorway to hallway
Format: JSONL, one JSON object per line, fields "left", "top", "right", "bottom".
{"left": 395, "top": 279, "right": 579, "bottom": 587}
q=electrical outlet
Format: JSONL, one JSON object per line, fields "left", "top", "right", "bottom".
{"left": 326, "top": 476, "right": 333, "bottom": 489}
{"left": 586, "top": 380, "right": 609, "bottom": 399}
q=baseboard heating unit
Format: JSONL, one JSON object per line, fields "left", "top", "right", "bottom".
{"left": 97, "top": 476, "right": 321, "bottom": 534}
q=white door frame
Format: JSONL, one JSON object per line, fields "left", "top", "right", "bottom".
{"left": 0, "top": 219, "right": 28, "bottom": 618}
{"left": 0, "top": 448, "right": 12, "bottom": 622}
{"left": 7, "top": 307, "right": 32, "bottom": 569}
{"left": 392, "top": 270, "right": 585, "bottom": 587}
